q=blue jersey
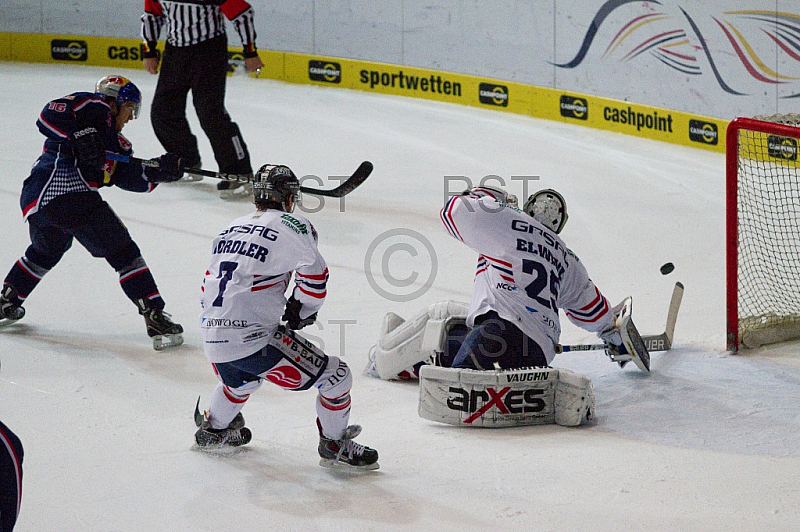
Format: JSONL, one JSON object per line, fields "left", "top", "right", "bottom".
{"left": 21, "top": 91, "right": 156, "bottom": 220}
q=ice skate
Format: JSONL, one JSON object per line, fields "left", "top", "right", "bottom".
{"left": 137, "top": 299, "right": 184, "bottom": 350}
{"left": 318, "top": 420, "right": 379, "bottom": 470}
{"left": 194, "top": 407, "right": 252, "bottom": 450}
{"left": 0, "top": 284, "right": 25, "bottom": 327}
{"left": 179, "top": 157, "right": 203, "bottom": 182}
{"left": 218, "top": 178, "right": 252, "bottom": 200}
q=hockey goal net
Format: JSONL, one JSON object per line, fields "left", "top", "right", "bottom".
{"left": 727, "top": 114, "right": 800, "bottom": 351}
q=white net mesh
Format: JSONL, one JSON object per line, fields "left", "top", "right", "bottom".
{"left": 735, "top": 116, "right": 800, "bottom": 348}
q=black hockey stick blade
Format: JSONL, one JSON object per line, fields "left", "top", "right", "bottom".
{"left": 194, "top": 396, "right": 204, "bottom": 427}
{"left": 299, "top": 161, "right": 373, "bottom": 198}
{"left": 555, "top": 282, "right": 684, "bottom": 354}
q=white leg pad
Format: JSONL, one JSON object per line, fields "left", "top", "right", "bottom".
{"left": 419, "top": 365, "right": 594, "bottom": 427}
{"left": 554, "top": 368, "right": 595, "bottom": 426}
{"left": 369, "top": 301, "right": 468, "bottom": 380}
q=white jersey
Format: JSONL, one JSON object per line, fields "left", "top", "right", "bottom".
{"left": 200, "top": 209, "right": 328, "bottom": 363}
{"left": 440, "top": 192, "right": 614, "bottom": 362}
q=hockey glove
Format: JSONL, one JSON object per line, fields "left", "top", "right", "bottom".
{"left": 144, "top": 153, "right": 185, "bottom": 183}
{"left": 282, "top": 295, "right": 317, "bottom": 330}
{"left": 70, "top": 126, "right": 106, "bottom": 169}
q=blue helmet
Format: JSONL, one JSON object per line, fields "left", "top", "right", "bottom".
{"left": 95, "top": 75, "right": 142, "bottom": 118}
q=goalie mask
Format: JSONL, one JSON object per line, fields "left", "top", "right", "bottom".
{"left": 524, "top": 189, "right": 568, "bottom": 234}
{"left": 253, "top": 164, "right": 302, "bottom": 213}
{"left": 95, "top": 75, "right": 142, "bottom": 119}
{"left": 462, "top": 185, "right": 518, "bottom": 207}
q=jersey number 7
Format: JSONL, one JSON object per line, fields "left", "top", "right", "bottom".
{"left": 212, "top": 261, "right": 239, "bottom": 307}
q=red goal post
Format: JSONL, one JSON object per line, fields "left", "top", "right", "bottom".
{"left": 727, "top": 115, "right": 800, "bottom": 352}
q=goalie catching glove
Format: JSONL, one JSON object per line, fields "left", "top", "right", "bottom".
{"left": 282, "top": 295, "right": 317, "bottom": 330}
{"left": 143, "top": 153, "right": 185, "bottom": 183}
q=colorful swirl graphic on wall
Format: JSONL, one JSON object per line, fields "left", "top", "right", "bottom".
{"left": 553, "top": 0, "right": 800, "bottom": 98}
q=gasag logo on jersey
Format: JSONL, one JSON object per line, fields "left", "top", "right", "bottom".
{"left": 767, "top": 135, "right": 798, "bottom": 161}
{"left": 447, "top": 386, "right": 548, "bottom": 423}
{"left": 309, "top": 60, "right": 341, "bottom": 83}
{"left": 689, "top": 119, "right": 719, "bottom": 145}
{"left": 51, "top": 40, "right": 87, "bottom": 61}
{"left": 479, "top": 83, "right": 509, "bottom": 107}
{"left": 560, "top": 95, "right": 588, "bottom": 120}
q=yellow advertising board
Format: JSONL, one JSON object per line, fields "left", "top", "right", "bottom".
{"left": 0, "top": 32, "right": 726, "bottom": 152}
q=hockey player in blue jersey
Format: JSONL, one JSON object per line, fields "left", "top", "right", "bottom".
{"left": 0, "top": 75, "right": 186, "bottom": 350}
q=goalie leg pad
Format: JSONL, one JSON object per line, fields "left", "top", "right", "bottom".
{"left": 553, "top": 368, "right": 595, "bottom": 426}
{"left": 369, "top": 301, "right": 469, "bottom": 380}
{"left": 419, "top": 365, "right": 557, "bottom": 427}
{"left": 418, "top": 365, "right": 595, "bottom": 427}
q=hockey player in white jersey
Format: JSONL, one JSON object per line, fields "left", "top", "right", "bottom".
{"left": 195, "top": 164, "right": 378, "bottom": 469}
{"left": 440, "top": 186, "right": 628, "bottom": 369}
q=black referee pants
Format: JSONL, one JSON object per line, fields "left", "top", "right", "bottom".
{"left": 151, "top": 35, "right": 252, "bottom": 175}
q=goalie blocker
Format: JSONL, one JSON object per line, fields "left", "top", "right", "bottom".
{"left": 419, "top": 365, "right": 595, "bottom": 427}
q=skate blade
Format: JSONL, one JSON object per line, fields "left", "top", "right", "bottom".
{"left": 0, "top": 317, "right": 22, "bottom": 328}
{"left": 319, "top": 458, "right": 380, "bottom": 471}
{"left": 191, "top": 443, "right": 249, "bottom": 455}
{"left": 153, "top": 333, "right": 184, "bottom": 351}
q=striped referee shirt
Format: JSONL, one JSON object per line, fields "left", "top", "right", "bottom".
{"left": 142, "top": 0, "right": 258, "bottom": 57}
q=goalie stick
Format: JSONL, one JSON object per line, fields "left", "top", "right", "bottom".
{"left": 105, "top": 152, "right": 373, "bottom": 198}
{"left": 555, "top": 282, "right": 684, "bottom": 354}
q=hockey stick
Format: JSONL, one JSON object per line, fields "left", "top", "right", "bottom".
{"left": 555, "top": 282, "right": 684, "bottom": 354}
{"left": 105, "top": 152, "right": 373, "bottom": 198}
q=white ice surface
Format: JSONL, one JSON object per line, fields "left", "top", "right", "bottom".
{"left": 1, "top": 62, "right": 799, "bottom": 531}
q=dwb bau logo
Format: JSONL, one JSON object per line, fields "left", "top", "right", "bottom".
{"left": 51, "top": 40, "right": 88, "bottom": 61}
{"left": 479, "top": 83, "right": 508, "bottom": 107}
{"left": 560, "top": 95, "right": 588, "bottom": 120}
{"left": 688, "top": 119, "right": 718, "bottom": 145}
{"left": 308, "top": 61, "right": 341, "bottom": 83}
{"left": 768, "top": 135, "right": 798, "bottom": 161}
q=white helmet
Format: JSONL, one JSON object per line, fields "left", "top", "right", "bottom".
{"left": 524, "top": 189, "right": 568, "bottom": 234}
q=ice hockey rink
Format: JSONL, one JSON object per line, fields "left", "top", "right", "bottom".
{"left": 1, "top": 61, "right": 799, "bottom": 531}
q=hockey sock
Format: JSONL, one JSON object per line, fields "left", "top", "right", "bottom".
{"left": 117, "top": 257, "right": 165, "bottom": 311}
{"left": 207, "top": 380, "right": 261, "bottom": 430}
{"left": 4, "top": 257, "right": 49, "bottom": 302}
{"left": 315, "top": 357, "right": 353, "bottom": 440}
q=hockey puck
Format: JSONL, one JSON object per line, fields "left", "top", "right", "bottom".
{"left": 660, "top": 262, "right": 675, "bottom": 275}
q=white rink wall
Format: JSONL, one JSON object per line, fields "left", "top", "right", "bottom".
{"left": 2, "top": 1, "right": 799, "bottom": 118}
